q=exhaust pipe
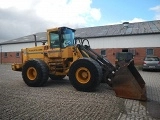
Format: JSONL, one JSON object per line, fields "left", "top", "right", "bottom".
{"left": 33, "top": 34, "right": 37, "bottom": 47}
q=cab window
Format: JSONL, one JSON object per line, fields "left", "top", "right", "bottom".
{"left": 50, "top": 32, "right": 60, "bottom": 48}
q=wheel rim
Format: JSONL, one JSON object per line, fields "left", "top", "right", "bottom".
{"left": 75, "top": 67, "right": 91, "bottom": 84}
{"left": 27, "top": 67, "right": 37, "bottom": 80}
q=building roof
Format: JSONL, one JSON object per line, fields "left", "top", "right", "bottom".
{"left": 75, "top": 20, "right": 160, "bottom": 38}
{"left": 0, "top": 20, "right": 160, "bottom": 45}
{"left": 0, "top": 32, "right": 47, "bottom": 45}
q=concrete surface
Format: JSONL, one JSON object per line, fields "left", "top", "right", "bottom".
{"left": 0, "top": 64, "right": 160, "bottom": 120}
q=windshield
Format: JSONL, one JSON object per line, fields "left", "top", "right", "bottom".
{"left": 145, "top": 57, "right": 159, "bottom": 61}
{"left": 61, "top": 28, "right": 75, "bottom": 47}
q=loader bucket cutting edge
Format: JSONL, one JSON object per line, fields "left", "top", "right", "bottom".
{"left": 112, "top": 60, "right": 147, "bottom": 101}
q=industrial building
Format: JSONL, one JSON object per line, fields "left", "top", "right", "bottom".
{"left": 0, "top": 20, "right": 160, "bottom": 65}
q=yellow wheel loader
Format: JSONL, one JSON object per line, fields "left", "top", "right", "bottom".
{"left": 11, "top": 27, "right": 146, "bottom": 100}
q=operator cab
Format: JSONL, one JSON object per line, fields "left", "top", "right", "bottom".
{"left": 48, "top": 27, "right": 75, "bottom": 48}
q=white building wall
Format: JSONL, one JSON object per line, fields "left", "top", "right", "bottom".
{"left": 88, "top": 34, "right": 160, "bottom": 49}
{"left": 1, "top": 34, "right": 160, "bottom": 52}
{"left": 1, "top": 42, "right": 44, "bottom": 52}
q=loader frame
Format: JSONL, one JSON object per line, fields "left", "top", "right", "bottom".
{"left": 11, "top": 27, "right": 147, "bottom": 101}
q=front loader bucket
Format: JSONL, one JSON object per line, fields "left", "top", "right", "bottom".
{"left": 112, "top": 60, "right": 147, "bottom": 101}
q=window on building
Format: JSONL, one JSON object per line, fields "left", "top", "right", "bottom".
{"left": 101, "top": 49, "right": 106, "bottom": 57}
{"left": 122, "top": 49, "right": 128, "bottom": 52}
{"left": 4, "top": 52, "right": 7, "bottom": 58}
{"left": 146, "top": 48, "right": 154, "bottom": 55}
{"left": 122, "top": 48, "right": 136, "bottom": 56}
{"left": 16, "top": 52, "right": 20, "bottom": 57}
{"left": 128, "top": 49, "right": 136, "bottom": 56}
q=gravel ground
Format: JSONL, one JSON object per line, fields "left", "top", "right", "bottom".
{"left": 0, "top": 64, "right": 124, "bottom": 120}
{"left": 1, "top": 64, "right": 160, "bottom": 120}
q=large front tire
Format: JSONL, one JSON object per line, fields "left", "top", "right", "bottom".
{"left": 22, "top": 59, "right": 49, "bottom": 87}
{"left": 69, "top": 58, "right": 102, "bottom": 92}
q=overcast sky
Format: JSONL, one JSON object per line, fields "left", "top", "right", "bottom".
{"left": 0, "top": 0, "right": 160, "bottom": 42}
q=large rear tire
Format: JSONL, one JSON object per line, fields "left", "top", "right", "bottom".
{"left": 22, "top": 59, "right": 49, "bottom": 87}
{"left": 69, "top": 58, "right": 102, "bottom": 92}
